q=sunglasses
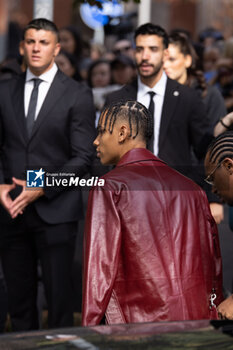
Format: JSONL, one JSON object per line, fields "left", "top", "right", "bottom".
{"left": 204, "top": 162, "right": 222, "bottom": 185}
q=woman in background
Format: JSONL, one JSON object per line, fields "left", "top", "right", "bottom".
{"left": 164, "top": 32, "right": 226, "bottom": 129}
{"left": 87, "top": 59, "right": 112, "bottom": 89}
{"left": 59, "top": 26, "right": 91, "bottom": 80}
{"left": 87, "top": 59, "right": 120, "bottom": 126}
{"left": 163, "top": 32, "right": 227, "bottom": 224}
{"left": 55, "top": 50, "right": 82, "bottom": 82}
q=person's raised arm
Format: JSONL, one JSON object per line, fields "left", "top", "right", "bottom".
{"left": 214, "top": 112, "right": 233, "bottom": 137}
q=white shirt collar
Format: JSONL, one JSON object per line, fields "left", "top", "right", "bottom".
{"left": 26, "top": 63, "right": 58, "bottom": 83}
{"left": 137, "top": 71, "right": 167, "bottom": 98}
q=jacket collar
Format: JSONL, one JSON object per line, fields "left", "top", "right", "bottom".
{"left": 116, "top": 148, "right": 165, "bottom": 167}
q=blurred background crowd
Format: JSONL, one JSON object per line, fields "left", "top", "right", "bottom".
{"left": 0, "top": 0, "right": 233, "bottom": 118}
{"left": 1, "top": 0, "right": 233, "bottom": 120}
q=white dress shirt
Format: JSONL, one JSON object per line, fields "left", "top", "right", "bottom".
{"left": 137, "top": 71, "right": 167, "bottom": 155}
{"left": 24, "top": 63, "right": 58, "bottom": 120}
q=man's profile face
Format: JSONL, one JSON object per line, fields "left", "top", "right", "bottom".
{"left": 93, "top": 113, "right": 121, "bottom": 165}
{"left": 204, "top": 152, "right": 233, "bottom": 205}
{"left": 135, "top": 34, "right": 165, "bottom": 84}
{"left": 21, "top": 29, "right": 60, "bottom": 76}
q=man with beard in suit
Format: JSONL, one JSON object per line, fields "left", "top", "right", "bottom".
{"left": 0, "top": 18, "right": 95, "bottom": 331}
{"left": 105, "top": 23, "right": 221, "bottom": 219}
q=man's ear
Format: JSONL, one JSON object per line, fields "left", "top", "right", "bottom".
{"left": 222, "top": 158, "right": 233, "bottom": 174}
{"left": 118, "top": 124, "right": 130, "bottom": 143}
{"left": 19, "top": 41, "right": 24, "bottom": 56}
{"left": 163, "top": 49, "right": 169, "bottom": 62}
{"left": 54, "top": 42, "right": 61, "bottom": 57}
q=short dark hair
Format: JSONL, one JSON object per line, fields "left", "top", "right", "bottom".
{"left": 99, "top": 100, "right": 153, "bottom": 142}
{"left": 134, "top": 23, "right": 168, "bottom": 49}
{"left": 207, "top": 131, "right": 233, "bottom": 164}
{"left": 23, "top": 18, "right": 59, "bottom": 42}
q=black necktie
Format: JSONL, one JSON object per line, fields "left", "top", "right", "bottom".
{"left": 147, "top": 91, "right": 155, "bottom": 153}
{"left": 27, "top": 78, "right": 42, "bottom": 137}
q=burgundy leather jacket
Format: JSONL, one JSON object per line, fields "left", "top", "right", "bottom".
{"left": 82, "top": 148, "right": 223, "bottom": 326}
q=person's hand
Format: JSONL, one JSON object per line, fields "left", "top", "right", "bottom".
{"left": 0, "top": 183, "right": 16, "bottom": 215}
{"left": 214, "top": 112, "right": 233, "bottom": 137}
{"left": 9, "top": 177, "right": 44, "bottom": 219}
{"left": 217, "top": 294, "right": 233, "bottom": 319}
{"left": 210, "top": 203, "right": 224, "bottom": 224}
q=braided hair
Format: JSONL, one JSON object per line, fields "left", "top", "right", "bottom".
{"left": 98, "top": 100, "right": 153, "bottom": 143}
{"left": 207, "top": 131, "right": 233, "bottom": 164}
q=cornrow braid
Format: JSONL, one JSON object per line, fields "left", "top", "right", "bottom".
{"left": 208, "top": 131, "right": 233, "bottom": 165}
{"left": 98, "top": 104, "right": 106, "bottom": 127}
{"left": 108, "top": 104, "right": 119, "bottom": 133}
{"left": 134, "top": 103, "right": 139, "bottom": 138}
{"left": 127, "top": 102, "right": 133, "bottom": 138}
{"left": 98, "top": 100, "right": 153, "bottom": 142}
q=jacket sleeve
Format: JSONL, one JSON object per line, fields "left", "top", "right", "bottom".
{"left": 204, "top": 86, "right": 227, "bottom": 132}
{"left": 82, "top": 183, "right": 122, "bottom": 326}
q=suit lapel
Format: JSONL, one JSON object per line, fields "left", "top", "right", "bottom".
{"left": 29, "top": 70, "right": 67, "bottom": 139}
{"left": 158, "top": 78, "right": 180, "bottom": 149}
{"left": 12, "top": 73, "right": 28, "bottom": 142}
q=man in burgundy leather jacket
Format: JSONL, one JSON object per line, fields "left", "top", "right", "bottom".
{"left": 82, "top": 100, "right": 223, "bottom": 326}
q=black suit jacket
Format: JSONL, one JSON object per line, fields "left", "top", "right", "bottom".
{"left": 105, "top": 78, "right": 212, "bottom": 180}
{"left": 0, "top": 69, "right": 96, "bottom": 224}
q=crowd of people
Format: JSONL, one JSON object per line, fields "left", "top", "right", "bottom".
{"left": 0, "top": 17, "right": 233, "bottom": 331}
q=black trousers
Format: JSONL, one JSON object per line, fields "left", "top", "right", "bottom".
{"left": 0, "top": 204, "right": 77, "bottom": 331}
